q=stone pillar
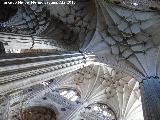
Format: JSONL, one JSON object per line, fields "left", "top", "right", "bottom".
{"left": 140, "top": 76, "right": 160, "bottom": 120}
{"left": 0, "top": 52, "right": 95, "bottom": 93}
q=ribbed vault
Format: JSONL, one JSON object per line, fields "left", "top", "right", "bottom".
{"left": 0, "top": 0, "right": 160, "bottom": 120}
{"left": 0, "top": 0, "right": 97, "bottom": 50}
{"left": 50, "top": 64, "right": 143, "bottom": 120}
{"left": 0, "top": 64, "right": 143, "bottom": 120}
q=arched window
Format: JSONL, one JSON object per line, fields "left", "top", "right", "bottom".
{"left": 57, "top": 89, "right": 80, "bottom": 102}
{"left": 85, "top": 103, "right": 116, "bottom": 120}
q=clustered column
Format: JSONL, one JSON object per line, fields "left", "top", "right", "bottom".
{"left": 140, "top": 76, "right": 160, "bottom": 120}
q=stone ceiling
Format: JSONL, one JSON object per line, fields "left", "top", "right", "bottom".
{"left": 0, "top": 0, "right": 160, "bottom": 119}
{"left": 0, "top": 64, "right": 143, "bottom": 120}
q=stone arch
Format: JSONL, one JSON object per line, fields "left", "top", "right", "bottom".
{"left": 26, "top": 101, "right": 60, "bottom": 117}
{"left": 84, "top": 102, "right": 117, "bottom": 120}
{"left": 18, "top": 106, "right": 57, "bottom": 120}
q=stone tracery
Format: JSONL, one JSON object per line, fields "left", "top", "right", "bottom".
{"left": 0, "top": 0, "right": 160, "bottom": 120}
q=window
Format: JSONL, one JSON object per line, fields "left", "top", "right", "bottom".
{"left": 86, "top": 103, "right": 116, "bottom": 120}
{"left": 59, "top": 89, "right": 80, "bottom": 102}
